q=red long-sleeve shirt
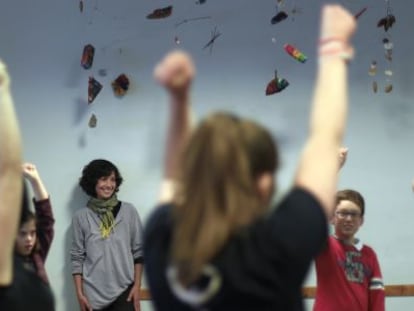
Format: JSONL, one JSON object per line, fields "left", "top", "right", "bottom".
{"left": 314, "top": 236, "right": 385, "bottom": 311}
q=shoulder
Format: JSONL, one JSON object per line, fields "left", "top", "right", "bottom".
{"left": 273, "top": 187, "right": 326, "bottom": 223}
{"left": 71, "top": 207, "right": 90, "bottom": 222}
{"left": 362, "top": 243, "right": 378, "bottom": 255}
{"left": 120, "top": 201, "right": 140, "bottom": 215}
{"left": 144, "top": 204, "right": 173, "bottom": 240}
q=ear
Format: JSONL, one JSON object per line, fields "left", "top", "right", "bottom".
{"left": 256, "top": 172, "right": 275, "bottom": 203}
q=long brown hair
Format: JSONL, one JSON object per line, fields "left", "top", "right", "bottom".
{"left": 171, "top": 112, "right": 278, "bottom": 285}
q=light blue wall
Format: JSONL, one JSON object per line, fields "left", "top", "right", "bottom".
{"left": 1, "top": 0, "right": 414, "bottom": 310}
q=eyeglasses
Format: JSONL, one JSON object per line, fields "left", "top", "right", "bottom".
{"left": 335, "top": 211, "right": 361, "bottom": 219}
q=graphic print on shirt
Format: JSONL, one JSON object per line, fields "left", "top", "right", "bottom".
{"left": 338, "top": 251, "right": 371, "bottom": 283}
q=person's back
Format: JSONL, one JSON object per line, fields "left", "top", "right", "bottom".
{"left": 0, "top": 255, "right": 55, "bottom": 310}
{"left": 144, "top": 4, "right": 357, "bottom": 310}
{"left": 145, "top": 188, "right": 326, "bottom": 310}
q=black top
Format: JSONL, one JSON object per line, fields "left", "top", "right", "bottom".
{"left": 0, "top": 255, "right": 55, "bottom": 311}
{"left": 144, "top": 187, "right": 327, "bottom": 311}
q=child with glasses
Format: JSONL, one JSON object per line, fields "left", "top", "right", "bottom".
{"left": 313, "top": 189, "right": 385, "bottom": 311}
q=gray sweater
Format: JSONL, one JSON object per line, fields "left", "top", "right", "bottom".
{"left": 70, "top": 202, "right": 143, "bottom": 309}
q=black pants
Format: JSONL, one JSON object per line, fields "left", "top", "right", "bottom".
{"left": 96, "top": 285, "right": 134, "bottom": 311}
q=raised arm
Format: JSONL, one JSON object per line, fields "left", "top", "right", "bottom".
{"left": 154, "top": 50, "right": 195, "bottom": 203}
{"left": 23, "top": 163, "right": 55, "bottom": 260}
{"left": 0, "top": 60, "right": 23, "bottom": 285}
{"left": 295, "top": 5, "right": 356, "bottom": 218}
{"left": 22, "top": 163, "right": 49, "bottom": 201}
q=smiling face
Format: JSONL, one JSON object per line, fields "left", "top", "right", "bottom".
{"left": 15, "top": 219, "right": 37, "bottom": 256}
{"left": 332, "top": 199, "right": 364, "bottom": 243}
{"left": 95, "top": 171, "right": 116, "bottom": 200}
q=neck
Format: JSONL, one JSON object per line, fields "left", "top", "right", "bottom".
{"left": 334, "top": 234, "right": 356, "bottom": 245}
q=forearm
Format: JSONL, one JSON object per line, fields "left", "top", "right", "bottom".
{"left": 0, "top": 81, "right": 22, "bottom": 284}
{"left": 133, "top": 263, "right": 143, "bottom": 288}
{"left": 29, "top": 176, "right": 49, "bottom": 201}
{"left": 164, "top": 95, "right": 191, "bottom": 180}
{"left": 310, "top": 57, "right": 348, "bottom": 144}
{"left": 73, "top": 274, "right": 85, "bottom": 297}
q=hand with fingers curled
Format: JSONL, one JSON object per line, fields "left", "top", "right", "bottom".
{"left": 319, "top": 5, "right": 357, "bottom": 60}
{"left": 154, "top": 50, "right": 195, "bottom": 97}
{"left": 22, "top": 163, "right": 41, "bottom": 182}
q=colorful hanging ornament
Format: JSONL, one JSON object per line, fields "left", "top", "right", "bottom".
{"left": 88, "top": 77, "right": 103, "bottom": 104}
{"left": 265, "top": 71, "right": 289, "bottom": 95}
{"left": 81, "top": 44, "right": 95, "bottom": 70}
{"left": 383, "top": 38, "right": 393, "bottom": 61}
{"left": 271, "top": 11, "right": 288, "bottom": 24}
{"left": 384, "top": 84, "right": 393, "bottom": 93}
{"left": 111, "top": 74, "right": 130, "bottom": 97}
{"left": 368, "top": 61, "right": 377, "bottom": 76}
{"left": 377, "top": 0, "right": 396, "bottom": 32}
{"left": 88, "top": 114, "right": 97, "bottom": 128}
{"left": 372, "top": 81, "right": 378, "bottom": 93}
{"left": 284, "top": 44, "right": 307, "bottom": 63}
{"left": 146, "top": 6, "right": 173, "bottom": 19}
{"left": 377, "top": 14, "right": 396, "bottom": 32}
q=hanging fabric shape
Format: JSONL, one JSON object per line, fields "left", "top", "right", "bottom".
{"left": 368, "top": 61, "right": 377, "bottom": 76}
{"left": 147, "top": 6, "right": 173, "bottom": 19}
{"left": 377, "top": 14, "right": 396, "bottom": 31}
{"left": 372, "top": 81, "right": 378, "bottom": 93}
{"left": 112, "top": 74, "right": 130, "bottom": 97}
{"left": 383, "top": 38, "right": 393, "bottom": 61}
{"left": 265, "top": 71, "right": 289, "bottom": 95}
{"left": 88, "top": 77, "right": 103, "bottom": 104}
{"left": 271, "top": 11, "right": 288, "bottom": 24}
{"left": 384, "top": 84, "right": 393, "bottom": 93}
{"left": 81, "top": 44, "right": 95, "bottom": 69}
{"left": 284, "top": 44, "right": 307, "bottom": 63}
{"left": 88, "top": 114, "right": 97, "bottom": 128}
{"left": 79, "top": 0, "right": 83, "bottom": 13}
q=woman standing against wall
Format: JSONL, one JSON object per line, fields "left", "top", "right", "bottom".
{"left": 71, "top": 159, "right": 144, "bottom": 311}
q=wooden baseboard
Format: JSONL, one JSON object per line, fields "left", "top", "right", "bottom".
{"left": 138, "top": 284, "right": 414, "bottom": 301}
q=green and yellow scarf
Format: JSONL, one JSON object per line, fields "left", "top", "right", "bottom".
{"left": 87, "top": 195, "right": 119, "bottom": 238}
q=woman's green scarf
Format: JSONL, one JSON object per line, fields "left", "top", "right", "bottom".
{"left": 87, "top": 195, "right": 119, "bottom": 238}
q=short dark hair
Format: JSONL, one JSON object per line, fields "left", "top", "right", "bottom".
{"left": 336, "top": 189, "right": 365, "bottom": 216}
{"left": 79, "top": 159, "right": 123, "bottom": 197}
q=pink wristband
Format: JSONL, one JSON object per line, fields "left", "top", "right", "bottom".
{"left": 318, "top": 38, "right": 353, "bottom": 61}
